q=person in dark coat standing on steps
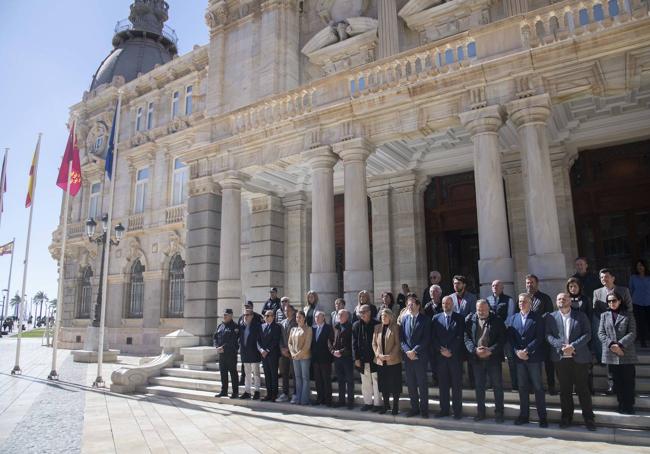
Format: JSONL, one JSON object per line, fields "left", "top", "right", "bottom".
{"left": 432, "top": 295, "right": 465, "bottom": 419}
{"left": 526, "top": 274, "right": 556, "bottom": 396}
{"left": 507, "top": 293, "right": 548, "bottom": 428}
{"left": 401, "top": 295, "right": 431, "bottom": 418}
{"left": 213, "top": 308, "right": 240, "bottom": 399}
{"left": 465, "top": 299, "right": 506, "bottom": 423}
{"left": 311, "top": 311, "right": 334, "bottom": 406}
{"left": 239, "top": 301, "right": 263, "bottom": 383}
{"left": 258, "top": 310, "right": 282, "bottom": 401}
{"left": 239, "top": 311, "right": 262, "bottom": 400}
{"left": 330, "top": 309, "right": 355, "bottom": 409}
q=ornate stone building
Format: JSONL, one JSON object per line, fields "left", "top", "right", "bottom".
{"left": 51, "top": 0, "right": 650, "bottom": 354}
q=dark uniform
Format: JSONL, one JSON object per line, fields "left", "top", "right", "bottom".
{"left": 213, "top": 315, "right": 240, "bottom": 397}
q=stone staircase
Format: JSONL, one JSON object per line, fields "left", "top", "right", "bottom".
{"left": 136, "top": 347, "right": 650, "bottom": 445}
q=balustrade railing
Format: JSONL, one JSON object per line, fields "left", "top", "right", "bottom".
{"left": 165, "top": 205, "right": 186, "bottom": 224}
{"left": 128, "top": 213, "right": 144, "bottom": 231}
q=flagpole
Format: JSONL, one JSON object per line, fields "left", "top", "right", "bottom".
{"left": 12, "top": 133, "right": 41, "bottom": 376}
{"left": 94, "top": 91, "right": 122, "bottom": 388}
{"left": 48, "top": 158, "right": 73, "bottom": 380}
{"left": 3, "top": 238, "right": 15, "bottom": 321}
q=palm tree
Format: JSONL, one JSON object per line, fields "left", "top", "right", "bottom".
{"left": 9, "top": 294, "right": 21, "bottom": 317}
{"left": 33, "top": 290, "right": 48, "bottom": 318}
{"left": 49, "top": 299, "right": 58, "bottom": 317}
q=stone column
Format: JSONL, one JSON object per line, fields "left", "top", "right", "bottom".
{"left": 504, "top": 0, "right": 529, "bottom": 16}
{"left": 378, "top": 0, "right": 400, "bottom": 59}
{"left": 333, "top": 138, "right": 374, "bottom": 304}
{"left": 302, "top": 146, "right": 338, "bottom": 312}
{"left": 368, "top": 186, "right": 392, "bottom": 300}
{"left": 506, "top": 94, "right": 566, "bottom": 291}
{"left": 216, "top": 172, "right": 243, "bottom": 315}
{"left": 460, "top": 106, "right": 515, "bottom": 297}
{"left": 283, "top": 192, "right": 310, "bottom": 303}
{"left": 184, "top": 175, "right": 221, "bottom": 343}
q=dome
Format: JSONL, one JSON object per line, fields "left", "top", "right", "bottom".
{"left": 90, "top": 0, "right": 178, "bottom": 91}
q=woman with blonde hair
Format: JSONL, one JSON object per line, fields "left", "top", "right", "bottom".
{"left": 353, "top": 290, "right": 377, "bottom": 322}
{"left": 372, "top": 308, "right": 402, "bottom": 415}
{"left": 304, "top": 290, "right": 322, "bottom": 327}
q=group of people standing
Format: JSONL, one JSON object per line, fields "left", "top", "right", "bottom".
{"left": 212, "top": 257, "right": 648, "bottom": 430}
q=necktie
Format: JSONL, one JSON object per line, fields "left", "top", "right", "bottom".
{"left": 411, "top": 315, "right": 416, "bottom": 332}
{"left": 446, "top": 315, "right": 450, "bottom": 329}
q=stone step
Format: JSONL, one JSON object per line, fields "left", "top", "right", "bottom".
{"left": 140, "top": 385, "right": 650, "bottom": 445}
{"left": 149, "top": 369, "right": 650, "bottom": 412}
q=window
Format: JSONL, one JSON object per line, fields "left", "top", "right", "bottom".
{"left": 171, "top": 91, "right": 180, "bottom": 118}
{"left": 168, "top": 254, "right": 185, "bottom": 317}
{"left": 128, "top": 259, "right": 145, "bottom": 318}
{"left": 135, "top": 107, "right": 143, "bottom": 132}
{"left": 79, "top": 267, "right": 93, "bottom": 319}
{"left": 171, "top": 158, "right": 188, "bottom": 205}
{"left": 185, "top": 85, "right": 193, "bottom": 115}
{"left": 134, "top": 168, "right": 149, "bottom": 213}
{"left": 94, "top": 136, "right": 104, "bottom": 153}
{"left": 88, "top": 182, "right": 102, "bottom": 219}
{"left": 146, "top": 102, "right": 154, "bottom": 130}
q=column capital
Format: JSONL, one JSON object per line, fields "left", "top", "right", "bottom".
{"left": 188, "top": 175, "right": 220, "bottom": 197}
{"left": 459, "top": 105, "right": 505, "bottom": 136}
{"left": 302, "top": 145, "right": 338, "bottom": 170}
{"left": 215, "top": 170, "right": 248, "bottom": 191}
{"left": 283, "top": 192, "right": 308, "bottom": 211}
{"left": 332, "top": 137, "right": 373, "bottom": 163}
{"left": 506, "top": 94, "right": 551, "bottom": 129}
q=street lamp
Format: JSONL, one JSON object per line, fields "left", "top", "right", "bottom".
{"left": 85, "top": 214, "right": 125, "bottom": 328}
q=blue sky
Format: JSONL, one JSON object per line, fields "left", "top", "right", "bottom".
{"left": 0, "top": 1, "right": 207, "bottom": 316}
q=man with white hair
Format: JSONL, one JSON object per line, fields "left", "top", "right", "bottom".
{"left": 311, "top": 311, "right": 334, "bottom": 406}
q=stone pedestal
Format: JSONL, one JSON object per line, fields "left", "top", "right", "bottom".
{"left": 334, "top": 138, "right": 374, "bottom": 304}
{"left": 180, "top": 346, "right": 219, "bottom": 371}
{"left": 72, "top": 326, "right": 119, "bottom": 363}
{"left": 303, "top": 146, "right": 339, "bottom": 313}
{"left": 507, "top": 94, "right": 566, "bottom": 292}
{"left": 460, "top": 106, "right": 515, "bottom": 297}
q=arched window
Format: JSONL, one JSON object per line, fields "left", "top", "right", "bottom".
{"left": 79, "top": 267, "right": 93, "bottom": 319}
{"left": 129, "top": 259, "right": 145, "bottom": 318}
{"left": 168, "top": 254, "right": 185, "bottom": 317}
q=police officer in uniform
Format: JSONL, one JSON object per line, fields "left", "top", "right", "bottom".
{"left": 214, "top": 308, "right": 240, "bottom": 398}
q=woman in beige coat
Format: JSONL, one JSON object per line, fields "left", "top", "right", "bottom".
{"left": 288, "top": 311, "right": 313, "bottom": 405}
{"left": 372, "top": 308, "right": 402, "bottom": 415}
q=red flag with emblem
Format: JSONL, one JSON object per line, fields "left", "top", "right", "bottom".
{"left": 56, "top": 122, "right": 82, "bottom": 196}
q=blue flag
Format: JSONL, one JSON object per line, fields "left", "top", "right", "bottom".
{"left": 105, "top": 102, "right": 118, "bottom": 179}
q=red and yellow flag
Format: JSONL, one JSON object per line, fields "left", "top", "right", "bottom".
{"left": 56, "top": 122, "right": 82, "bottom": 196}
{"left": 25, "top": 135, "right": 41, "bottom": 208}
{"left": 0, "top": 241, "right": 13, "bottom": 256}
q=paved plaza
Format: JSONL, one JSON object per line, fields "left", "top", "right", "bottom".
{"left": 0, "top": 337, "right": 647, "bottom": 454}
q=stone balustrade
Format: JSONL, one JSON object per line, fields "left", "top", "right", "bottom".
{"left": 67, "top": 222, "right": 85, "bottom": 238}
{"left": 127, "top": 213, "right": 144, "bottom": 231}
{"left": 220, "top": 0, "right": 647, "bottom": 135}
{"left": 165, "top": 204, "right": 186, "bottom": 224}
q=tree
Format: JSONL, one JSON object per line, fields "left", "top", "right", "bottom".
{"left": 49, "top": 299, "right": 58, "bottom": 316}
{"left": 33, "top": 290, "right": 48, "bottom": 318}
{"left": 10, "top": 294, "right": 22, "bottom": 318}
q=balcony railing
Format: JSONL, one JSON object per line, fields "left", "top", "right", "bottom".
{"left": 128, "top": 213, "right": 144, "bottom": 231}
{"left": 68, "top": 222, "right": 85, "bottom": 238}
{"left": 114, "top": 19, "right": 178, "bottom": 45}
{"left": 165, "top": 204, "right": 186, "bottom": 224}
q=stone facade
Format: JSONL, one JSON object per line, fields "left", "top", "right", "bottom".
{"left": 51, "top": 0, "right": 650, "bottom": 353}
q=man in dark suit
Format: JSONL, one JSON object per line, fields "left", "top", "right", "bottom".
{"left": 213, "top": 308, "right": 240, "bottom": 398}
{"left": 312, "top": 311, "right": 334, "bottom": 406}
{"left": 401, "top": 295, "right": 431, "bottom": 418}
{"left": 526, "top": 274, "right": 556, "bottom": 395}
{"left": 239, "top": 311, "right": 262, "bottom": 400}
{"left": 487, "top": 279, "right": 518, "bottom": 391}
{"left": 432, "top": 295, "right": 465, "bottom": 419}
{"left": 330, "top": 309, "right": 354, "bottom": 409}
{"left": 547, "top": 292, "right": 596, "bottom": 431}
{"left": 465, "top": 299, "right": 506, "bottom": 422}
{"left": 262, "top": 287, "right": 282, "bottom": 317}
{"left": 239, "top": 301, "right": 263, "bottom": 383}
{"left": 507, "top": 293, "right": 548, "bottom": 427}
{"left": 258, "top": 310, "right": 282, "bottom": 401}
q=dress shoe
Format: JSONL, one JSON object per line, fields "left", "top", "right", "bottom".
{"left": 548, "top": 387, "right": 558, "bottom": 396}
{"left": 253, "top": 391, "right": 260, "bottom": 400}
{"left": 585, "top": 419, "right": 597, "bottom": 431}
{"left": 539, "top": 418, "right": 548, "bottom": 428}
{"left": 230, "top": 393, "right": 239, "bottom": 399}
{"left": 372, "top": 406, "right": 383, "bottom": 412}
{"left": 473, "top": 414, "right": 485, "bottom": 422}
{"left": 378, "top": 407, "right": 387, "bottom": 415}
{"left": 216, "top": 390, "right": 228, "bottom": 398}
{"left": 347, "top": 402, "right": 355, "bottom": 410}
{"left": 606, "top": 386, "right": 614, "bottom": 395}
{"left": 240, "top": 392, "right": 251, "bottom": 399}
{"left": 360, "top": 404, "right": 373, "bottom": 412}
{"left": 406, "top": 410, "right": 420, "bottom": 418}
{"left": 434, "top": 411, "right": 449, "bottom": 418}
{"left": 453, "top": 413, "right": 462, "bottom": 420}
{"left": 620, "top": 409, "right": 636, "bottom": 415}
{"left": 392, "top": 405, "right": 399, "bottom": 416}
{"left": 559, "top": 419, "right": 571, "bottom": 429}
{"left": 514, "top": 417, "right": 529, "bottom": 425}
{"left": 261, "top": 395, "right": 273, "bottom": 401}
{"left": 495, "top": 414, "right": 504, "bottom": 424}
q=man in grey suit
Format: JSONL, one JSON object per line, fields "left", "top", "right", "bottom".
{"left": 546, "top": 293, "right": 596, "bottom": 431}
{"left": 592, "top": 268, "right": 633, "bottom": 393}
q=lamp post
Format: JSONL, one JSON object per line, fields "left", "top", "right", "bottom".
{"left": 85, "top": 215, "right": 124, "bottom": 328}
